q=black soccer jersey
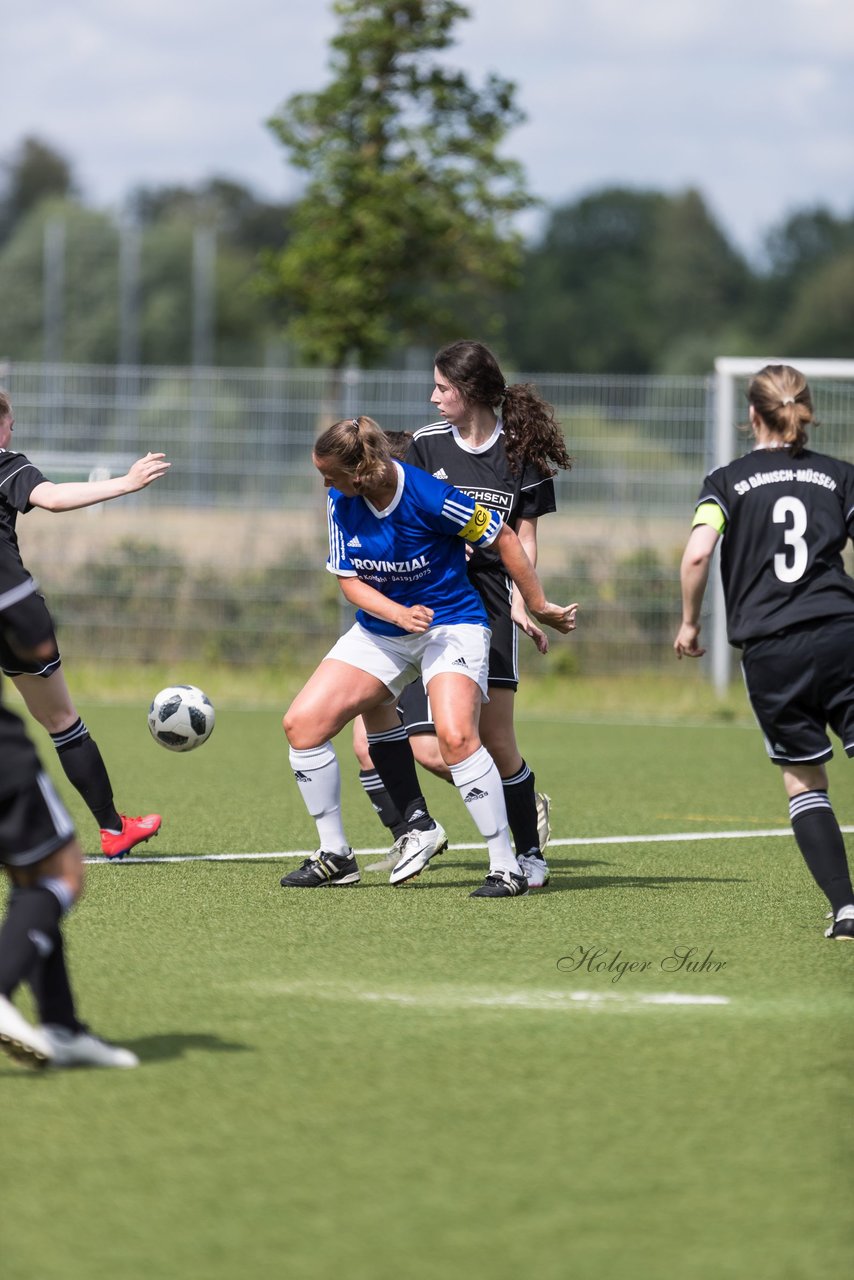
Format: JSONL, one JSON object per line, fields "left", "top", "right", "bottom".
{"left": 0, "top": 449, "right": 47, "bottom": 582}
{"left": 408, "top": 419, "right": 557, "bottom": 617}
{"left": 694, "top": 446, "right": 854, "bottom": 645}
{"left": 0, "top": 557, "right": 46, "bottom": 796}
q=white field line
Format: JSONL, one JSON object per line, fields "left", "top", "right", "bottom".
{"left": 83, "top": 825, "right": 854, "bottom": 865}
{"left": 244, "top": 978, "right": 730, "bottom": 1011}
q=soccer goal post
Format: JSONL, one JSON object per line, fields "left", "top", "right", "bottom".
{"left": 710, "top": 356, "right": 854, "bottom": 695}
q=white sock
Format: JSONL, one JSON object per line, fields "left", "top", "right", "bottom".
{"left": 450, "top": 745, "right": 518, "bottom": 875}
{"left": 288, "top": 743, "right": 350, "bottom": 855}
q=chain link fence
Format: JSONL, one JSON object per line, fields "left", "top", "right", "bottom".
{"left": 3, "top": 361, "right": 853, "bottom": 679}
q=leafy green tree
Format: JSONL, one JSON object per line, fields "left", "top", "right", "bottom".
{"left": 0, "top": 198, "right": 119, "bottom": 362}
{"left": 753, "top": 207, "right": 854, "bottom": 352}
{"left": 505, "top": 186, "right": 754, "bottom": 374}
{"left": 135, "top": 212, "right": 284, "bottom": 366}
{"left": 648, "top": 189, "right": 751, "bottom": 370}
{"left": 0, "top": 136, "right": 76, "bottom": 247}
{"left": 504, "top": 188, "right": 667, "bottom": 372}
{"left": 128, "top": 177, "right": 293, "bottom": 257}
{"left": 763, "top": 207, "right": 854, "bottom": 279}
{"left": 770, "top": 248, "right": 854, "bottom": 358}
{"left": 263, "top": 0, "right": 533, "bottom": 367}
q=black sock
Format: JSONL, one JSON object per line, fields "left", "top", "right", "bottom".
{"left": 358, "top": 769, "right": 408, "bottom": 838}
{"left": 29, "top": 931, "right": 81, "bottom": 1031}
{"left": 789, "top": 791, "right": 854, "bottom": 915}
{"left": 367, "top": 726, "right": 434, "bottom": 832}
{"left": 0, "top": 886, "right": 62, "bottom": 998}
{"left": 51, "top": 719, "right": 121, "bottom": 830}
{"left": 503, "top": 761, "right": 539, "bottom": 856}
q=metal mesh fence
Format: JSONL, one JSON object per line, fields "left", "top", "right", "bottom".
{"left": 3, "top": 361, "right": 853, "bottom": 676}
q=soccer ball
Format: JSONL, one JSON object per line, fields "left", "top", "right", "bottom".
{"left": 148, "top": 685, "right": 215, "bottom": 752}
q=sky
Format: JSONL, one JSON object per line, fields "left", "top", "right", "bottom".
{"left": 4, "top": 0, "right": 854, "bottom": 261}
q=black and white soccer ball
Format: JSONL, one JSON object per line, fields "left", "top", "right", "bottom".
{"left": 148, "top": 685, "right": 215, "bottom": 752}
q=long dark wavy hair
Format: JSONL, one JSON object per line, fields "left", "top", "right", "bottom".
{"left": 434, "top": 340, "right": 573, "bottom": 476}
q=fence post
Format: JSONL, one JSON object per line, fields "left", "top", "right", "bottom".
{"left": 709, "top": 362, "right": 736, "bottom": 695}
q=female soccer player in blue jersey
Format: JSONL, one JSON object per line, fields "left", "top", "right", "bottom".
{"left": 355, "top": 341, "right": 572, "bottom": 888}
{"left": 280, "top": 415, "right": 577, "bottom": 899}
{"left": 674, "top": 363, "right": 854, "bottom": 941}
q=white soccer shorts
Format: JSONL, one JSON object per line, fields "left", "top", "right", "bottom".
{"left": 325, "top": 621, "right": 491, "bottom": 700}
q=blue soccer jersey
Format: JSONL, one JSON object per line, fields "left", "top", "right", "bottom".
{"left": 325, "top": 461, "right": 503, "bottom": 636}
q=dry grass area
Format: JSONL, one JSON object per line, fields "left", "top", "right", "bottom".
{"left": 18, "top": 504, "right": 690, "bottom": 575}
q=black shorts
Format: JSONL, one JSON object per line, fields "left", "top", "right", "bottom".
{"left": 0, "top": 594, "right": 61, "bottom": 678}
{"left": 0, "top": 767, "right": 76, "bottom": 868}
{"left": 741, "top": 616, "right": 854, "bottom": 766}
{"left": 469, "top": 570, "right": 519, "bottom": 690}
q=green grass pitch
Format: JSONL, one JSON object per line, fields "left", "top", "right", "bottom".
{"left": 2, "top": 694, "right": 852, "bottom": 1279}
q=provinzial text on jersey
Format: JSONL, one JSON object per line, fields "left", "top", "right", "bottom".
{"left": 734, "top": 468, "right": 838, "bottom": 496}
{"left": 350, "top": 554, "right": 430, "bottom": 573}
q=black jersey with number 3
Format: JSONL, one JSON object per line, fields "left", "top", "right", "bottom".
{"left": 696, "top": 446, "right": 854, "bottom": 645}
{"left": 408, "top": 419, "right": 556, "bottom": 617}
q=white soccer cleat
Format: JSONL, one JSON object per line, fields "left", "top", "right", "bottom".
{"left": 366, "top": 831, "right": 408, "bottom": 873}
{"left": 41, "top": 1024, "right": 139, "bottom": 1068}
{"left": 517, "top": 852, "right": 550, "bottom": 888}
{"left": 389, "top": 822, "right": 448, "bottom": 885}
{"left": 535, "top": 792, "right": 552, "bottom": 851}
{"left": 0, "top": 995, "right": 55, "bottom": 1069}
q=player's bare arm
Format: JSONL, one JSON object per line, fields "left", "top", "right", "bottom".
{"left": 27, "top": 452, "right": 171, "bottom": 513}
{"left": 674, "top": 523, "right": 720, "bottom": 659}
{"left": 493, "top": 523, "right": 578, "bottom": 634}
{"left": 338, "top": 576, "right": 434, "bottom": 633}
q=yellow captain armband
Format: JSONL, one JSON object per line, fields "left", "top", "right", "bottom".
{"left": 692, "top": 502, "right": 726, "bottom": 533}
{"left": 459, "top": 503, "right": 492, "bottom": 542}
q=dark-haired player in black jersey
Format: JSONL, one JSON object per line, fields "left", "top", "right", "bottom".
{"left": 0, "top": 550, "right": 138, "bottom": 1067}
{"left": 354, "top": 342, "right": 573, "bottom": 888}
{"left": 0, "top": 386, "right": 167, "bottom": 859}
{"left": 675, "top": 363, "right": 854, "bottom": 941}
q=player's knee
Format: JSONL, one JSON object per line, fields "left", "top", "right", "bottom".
{"left": 282, "top": 706, "right": 317, "bottom": 749}
{"left": 412, "top": 736, "right": 452, "bottom": 780}
{"left": 437, "top": 728, "right": 479, "bottom": 765}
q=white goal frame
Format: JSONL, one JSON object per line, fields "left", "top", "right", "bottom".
{"left": 710, "top": 357, "right": 854, "bottom": 694}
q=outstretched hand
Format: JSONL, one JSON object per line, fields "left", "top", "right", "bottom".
{"left": 128, "top": 452, "right": 171, "bottom": 490}
{"left": 531, "top": 601, "right": 579, "bottom": 635}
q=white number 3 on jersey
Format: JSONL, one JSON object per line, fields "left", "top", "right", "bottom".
{"left": 772, "top": 496, "right": 809, "bottom": 582}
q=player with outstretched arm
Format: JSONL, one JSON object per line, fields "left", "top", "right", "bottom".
{"left": 280, "top": 415, "right": 578, "bottom": 899}
{"left": 0, "top": 387, "right": 168, "bottom": 859}
{"left": 674, "top": 363, "right": 854, "bottom": 941}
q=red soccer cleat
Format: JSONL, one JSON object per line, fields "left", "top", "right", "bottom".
{"left": 100, "top": 813, "right": 162, "bottom": 860}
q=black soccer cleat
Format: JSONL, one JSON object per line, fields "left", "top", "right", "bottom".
{"left": 824, "top": 905, "right": 854, "bottom": 940}
{"left": 470, "top": 869, "right": 529, "bottom": 898}
{"left": 280, "top": 850, "right": 360, "bottom": 887}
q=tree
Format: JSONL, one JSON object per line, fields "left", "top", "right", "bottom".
{"left": 0, "top": 199, "right": 119, "bottom": 363}
{"left": 771, "top": 248, "right": 854, "bottom": 358}
{"left": 0, "top": 136, "right": 75, "bottom": 247}
{"left": 262, "top": 0, "right": 533, "bottom": 368}
{"left": 127, "top": 177, "right": 293, "bottom": 256}
{"left": 504, "top": 186, "right": 754, "bottom": 374}
{"left": 504, "top": 188, "right": 668, "bottom": 372}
